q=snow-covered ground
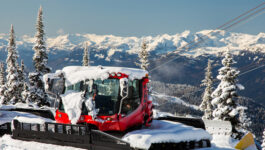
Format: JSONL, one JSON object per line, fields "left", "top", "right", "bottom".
{"left": 0, "top": 95, "right": 242, "bottom": 150}
{"left": 0, "top": 103, "right": 40, "bottom": 110}
{"left": 0, "top": 131, "right": 236, "bottom": 150}
{"left": 152, "top": 93, "right": 200, "bottom": 110}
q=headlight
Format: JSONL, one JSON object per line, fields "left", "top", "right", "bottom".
{"left": 106, "top": 117, "right": 112, "bottom": 121}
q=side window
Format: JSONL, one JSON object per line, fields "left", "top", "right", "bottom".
{"left": 122, "top": 80, "right": 141, "bottom": 115}
{"left": 73, "top": 81, "right": 84, "bottom": 92}
{"left": 65, "top": 85, "right": 73, "bottom": 92}
{"left": 65, "top": 81, "right": 84, "bottom": 93}
{"left": 129, "top": 80, "right": 140, "bottom": 99}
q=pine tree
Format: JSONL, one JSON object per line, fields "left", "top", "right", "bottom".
{"left": 28, "top": 72, "right": 46, "bottom": 105}
{"left": 33, "top": 6, "right": 50, "bottom": 74}
{"left": 200, "top": 59, "right": 213, "bottom": 119}
{"left": 19, "top": 60, "right": 31, "bottom": 103}
{"left": 17, "top": 60, "right": 26, "bottom": 103}
{"left": 21, "top": 82, "right": 30, "bottom": 104}
{"left": 5, "top": 24, "right": 21, "bottom": 104}
{"left": 28, "top": 6, "right": 50, "bottom": 106}
{"left": 237, "top": 106, "right": 251, "bottom": 133}
{"left": 0, "top": 62, "right": 7, "bottom": 104}
{"left": 262, "top": 128, "right": 265, "bottom": 150}
{"left": 82, "top": 43, "right": 90, "bottom": 66}
{"left": 136, "top": 40, "right": 149, "bottom": 70}
{"left": 211, "top": 51, "right": 246, "bottom": 139}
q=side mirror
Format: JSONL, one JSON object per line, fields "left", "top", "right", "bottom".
{"left": 87, "top": 80, "right": 94, "bottom": 93}
{"left": 120, "top": 78, "right": 128, "bottom": 97}
{"left": 44, "top": 72, "right": 65, "bottom": 96}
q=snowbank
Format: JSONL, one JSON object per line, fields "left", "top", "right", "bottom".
{"left": 0, "top": 110, "right": 54, "bottom": 126}
{"left": 61, "top": 66, "right": 148, "bottom": 86}
{"left": 0, "top": 135, "right": 84, "bottom": 150}
{"left": 0, "top": 103, "right": 39, "bottom": 110}
{"left": 210, "top": 134, "right": 238, "bottom": 149}
{"left": 122, "top": 120, "right": 211, "bottom": 149}
{"left": 12, "top": 116, "right": 53, "bottom": 125}
{"left": 152, "top": 109, "right": 174, "bottom": 118}
{"left": 60, "top": 91, "right": 84, "bottom": 124}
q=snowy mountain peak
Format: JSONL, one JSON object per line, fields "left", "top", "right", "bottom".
{"left": 0, "top": 30, "right": 265, "bottom": 58}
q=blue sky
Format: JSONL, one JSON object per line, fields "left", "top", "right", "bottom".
{"left": 0, "top": 0, "right": 264, "bottom": 37}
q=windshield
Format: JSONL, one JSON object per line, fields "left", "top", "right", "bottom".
{"left": 86, "top": 79, "right": 120, "bottom": 115}
{"left": 64, "top": 79, "right": 120, "bottom": 116}
{"left": 62, "top": 78, "right": 141, "bottom": 116}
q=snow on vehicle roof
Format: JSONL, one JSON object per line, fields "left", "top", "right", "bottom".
{"left": 59, "top": 66, "right": 148, "bottom": 86}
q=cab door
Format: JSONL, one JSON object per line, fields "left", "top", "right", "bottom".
{"left": 118, "top": 79, "right": 148, "bottom": 131}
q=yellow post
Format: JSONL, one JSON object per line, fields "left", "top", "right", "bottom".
{"left": 234, "top": 132, "right": 255, "bottom": 150}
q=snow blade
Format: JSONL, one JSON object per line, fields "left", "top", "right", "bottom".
{"left": 12, "top": 120, "right": 131, "bottom": 150}
{"left": 203, "top": 119, "right": 232, "bottom": 136}
{"left": 156, "top": 116, "right": 206, "bottom": 129}
{"left": 149, "top": 140, "right": 211, "bottom": 150}
{"left": 1, "top": 108, "right": 54, "bottom": 120}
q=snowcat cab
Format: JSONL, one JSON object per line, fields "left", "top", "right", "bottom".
{"left": 45, "top": 66, "right": 153, "bottom": 132}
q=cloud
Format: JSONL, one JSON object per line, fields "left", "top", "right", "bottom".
{"left": 57, "top": 28, "right": 64, "bottom": 35}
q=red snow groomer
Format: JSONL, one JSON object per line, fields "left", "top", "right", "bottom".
{"left": 11, "top": 66, "right": 211, "bottom": 150}
{"left": 52, "top": 66, "right": 153, "bottom": 131}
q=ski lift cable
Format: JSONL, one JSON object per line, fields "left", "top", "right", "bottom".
{"left": 211, "top": 61, "right": 265, "bottom": 85}
{"left": 149, "top": 60, "right": 264, "bottom": 104}
{"left": 162, "top": 2, "right": 265, "bottom": 58}
{"left": 222, "top": 6, "right": 265, "bottom": 31}
{"left": 175, "top": 62, "right": 265, "bottom": 99}
{"left": 150, "top": 3, "right": 265, "bottom": 71}
{"left": 184, "top": 5, "right": 265, "bottom": 53}
{"left": 238, "top": 63, "right": 265, "bottom": 77}
{"left": 149, "top": 6, "right": 265, "bottom": 73}
{"left": 149, "top": 2, "right": 265, "bottom": 73}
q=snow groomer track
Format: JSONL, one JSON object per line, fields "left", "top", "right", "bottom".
{"left": 10, "top": 119, "right": 211, "bottom": 150}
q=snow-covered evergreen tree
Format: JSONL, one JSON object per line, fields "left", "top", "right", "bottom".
{"left": 28, "top": 6, "right": 50, "bottom": 106}
{"left": 237, "top": 106, "right": 251, "bottom": 133}
{"left": 200, "top": 59, "right": 213, "bottom": 119}
{"left": 262, "top": 128, "right": 265, "bottom": 150}
{"left": 33, "top": 6, "right": 50, "bottom": 74}
{"left": 19, "top": 60, "right": 31, "bottom": 103}
{"left": 211, "top": 51, "right": 246, "bottom": 139}
{"left": 5, "top": 25, "right": 22, "bottom": 104}
{"left": 136, "top": 40, "right": 149, "bottom": 70}
{"left": 28, "top": 72, "right": 47, "bottom": 106}
{"left": 17, "top": 60, "right": 26, "bottom": 103}
{"left": 82, "top": 43, "right": 90, "bottom": 66}
{"left": 0, "top": 62, "right": 7, "bottom": 104}
{"left": 21, "top": 82, "right": 30, "bottom": 104}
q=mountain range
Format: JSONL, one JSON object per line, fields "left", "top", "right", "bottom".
{"left": 0, "top": 30, "right": 264, "bottom": 105}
